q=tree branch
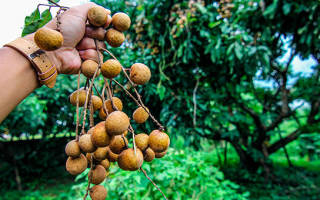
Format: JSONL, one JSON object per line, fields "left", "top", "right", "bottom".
{"left": 267, "top": 129, "right": 300, "bottom": 154}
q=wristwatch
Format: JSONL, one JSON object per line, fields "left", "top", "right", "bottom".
{"left": 4, "top": 38, "right": 57, "bottom": 88}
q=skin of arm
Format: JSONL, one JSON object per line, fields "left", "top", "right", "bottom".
{"left": 0, "top": 3, "right": 107, "bottom": 123}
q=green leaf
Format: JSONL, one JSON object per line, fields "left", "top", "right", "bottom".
{"left": 208, "top": 21, "right": 221, "bottom": 29}
{"left": 157, "top": 84, "right": 166, "bottom": 100}
{"left": 263, "top": 0, "right": 278, "bottom": 19}
{"left": 234, "top": 42, "right": 243, "bottom": 60}
{"left": 38, "top": 9, "right": 52, "bottom": 28}
{"left": 282, "top": 3, "right": 291, "bottom": 15}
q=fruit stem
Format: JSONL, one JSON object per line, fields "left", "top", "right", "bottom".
{"left": 83, "top": 155, "right": 93, "bottom": 200}
{"left": 99, "top": 47, "right": 165, "bottom": 131}
{"left": 140, "top": 167, "right": 168, "bottom": 200}
{"left": 75, "top": 70, "right": 81, "bottom": 141}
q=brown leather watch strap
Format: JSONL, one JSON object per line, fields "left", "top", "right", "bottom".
{"left": 4, "top": 38, "right": 57, "bottom": 88}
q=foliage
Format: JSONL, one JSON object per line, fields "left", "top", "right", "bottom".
{"left": 73, "top": 148, "right": 248, "bottom": 200}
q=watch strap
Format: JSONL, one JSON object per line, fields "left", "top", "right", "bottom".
{"left": 4, "top": 38, "right": 57, "bottom": 88}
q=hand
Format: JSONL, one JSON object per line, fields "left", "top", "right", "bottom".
{"left": 27, "top": 3, "right": 108, "bottom": 74}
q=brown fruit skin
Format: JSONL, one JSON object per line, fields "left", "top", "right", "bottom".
{"left": 112, "top": 12, "right": 131, "bottom": 32}
{"left": 118, "top": 148, "right": 143, "bottom": 171}
{"left": 90, "top": 185, "right": 107, "bottom": 200}
{"left": 105, "top": 111, "right": 130, "bottom": 136}
{"left": 34, "top": 27, "right": 63, "bottom": 51}
{"left": 88, "top": 6, "right": 109, "bottom": 27}
{"left": 92, "top": 95, "right": 103, "bottom": 111}
{"left": 100, "top": 159, "right": 110, "bottom": 170}
{"left": 81, "top": 60, "right": 99, "bottom": 78}
{"left": 87, "top": 127, "right": 94, "bottom": 135}
{"left": 133, "top": 107, "right": 149, "bottom": 124}
{"left": 99, "top": 108, "right": 107, "bottom": 120}
{"left": 65, "top": 140, "right": 81, "bottom": 158}
{"left": 105, "top": 97, "right": 123, "bottom": 113}
{"left": 109, "top": 135, "right": 128, "bottom": 154}
{"left": 135, "top": 133, "right": 149, "bottom": 151}
{"left": 105, "top": 28, "right": 125, "bottom": 47}
{"left": 148, "top": 130, "right": 170, "bottom": 153}
{"left": 79, "top": 134, "right": 97, "bottom": 153}
{"left": 66, "top": 154, "right": 87, "bottom": 175}
{"left": 89, "top": 165, "right": 106, "bottom": 185}
{"left": 99, "top": 97, "right": 123, "bottom": 120}
{"left": 91, "top": 121, "right": 111, "bottom": 147}
{"left": 70, "top": 89, "right": 87, "bottom": 107}
{"left": 144, "top": 147, "right": 155, "bottom": 162}
{"left": 101, "top": 59, "right": 121, "bottom": 79}
{"left": 130, "top": 63, "right": 151, "bottom": 85}
{"left": 86, "top": 153, "right": 93, "bottom": 164}
{"left": 93, "top": 147, "right": 109, "bottom": 161}
{"left": 106, "top": 147, "right": 119, "bottom": 162}
{"left": 155, "top": 150, "right": 167, "bottom": 158}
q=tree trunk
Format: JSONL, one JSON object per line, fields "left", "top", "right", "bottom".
{"left": 230, "top": 140, "right": 260, "bottom": 171}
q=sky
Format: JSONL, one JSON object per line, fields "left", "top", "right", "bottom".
{"left": 0, "top": 0, "right": 88, "bottom": 46}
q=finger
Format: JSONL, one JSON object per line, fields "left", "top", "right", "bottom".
{"left": 76, "top": 37, "right": 106, "bottom": 50}
{"left": 85, "top": 26, "right": 106, "bottom": 40}
{"left": 79, "top": 49, "right": 103, "bottom": 63}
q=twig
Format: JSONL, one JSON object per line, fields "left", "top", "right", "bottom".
{"left": 83, "top": 155, "right": 93, "bottom": 200}
{"left": 112, "top": 79, "right": 140, "bottom": 106}
{"left": 75, "top": 70, "right": 81, "bottom": 141}
{"left": 92, "top": 82, "right": 108, "bottom": 116}
{"left": 140, "top": 167, "right": 168, "bottom": 200}
{"left": 100, "top": 47, "right": 164, "bottom": 130}
{"left": 192, "top": 78, "right": 199, "bottom": 127}
{"left": 81, "top": 40, "right": 101, "bottom": 133}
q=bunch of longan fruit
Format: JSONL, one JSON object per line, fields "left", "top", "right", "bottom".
{"left": 33, "top": 5, "right": 170, "bottom": 200}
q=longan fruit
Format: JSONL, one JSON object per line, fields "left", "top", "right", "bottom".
{"left": 65, "top": 140, "right": 81, "bottom": 158}
{"left": 34, "top": 27, "right": 63, "bottom": 51}
{"left": 111, "top": 12, "right": 131, "bottom": 32}
{"left": 66, "top": 154, "right": 87, "bottom": 175}
{"left": 100, "top": 159, "right": 110, "bottom": 170}
{"left": 105, "top": 97, "right": 123, "bottom": 113}
{"left": 92, "top": 95, "right": 103, "bottom": 111}
{"left": 135, "top": 133, "right": 149, "bottom": 151}
{"left": 88, "top": 6, "right": 109, "bottom": 27}
{"left": 118, "top": 148, "right": 143, "bottom": 171}
{"left": 91, "top": 121, "right": 111, "bottom": 147}
{"left": 88, "top": 164, "right": 106, "bottom": 185}
{"left": 105, "top": 111, "right": 130, "bottom": 136}
{"left": 90, "top": 185, "right": 107, "bottom": 200}
{"left": 130, "top": 63, "right": 151, "bottom": 85}
{"left": 79, "top": 134, "right": 97, "bottom": 153}
{"left": 109, "top": 135, "right": 128, "bottom": 154}
{"left": 98, "top": 97, "right": 123, "bottom": 120}
{"left": 93, "top": 147, "right": 109, "bottom": 161}
{"left": 101, "top": 59, "right": 121, "bottom": 79}
{"left": 81, "top": 60, "right": 99, "bottom": 78}
{"left": 69, "top": 88, "right": 87, "bottom": 107}
{"left": 133, "top": 107, "right": 149, "bottom": 124}
{"left": 105, "top": 28, "right": 125, "bottom": 47}
{"left": 144, "top": 147, "right": 155, "bottom": 162}
{"left": 87, "top": 127, "right": 94, "bottom": 135}
{"left": 155, "top": 150, "right": 167, "bottom": 158}
{"left": 148, "top": 130, "right": 170, "bottom": 152}
{"left": 106, "top": 147, "right": 119, "bottom": 162}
